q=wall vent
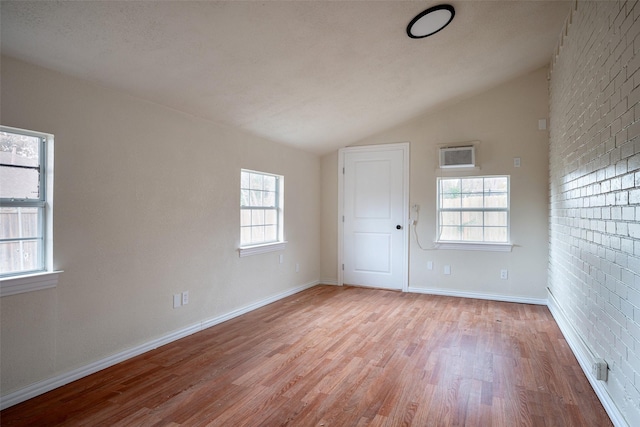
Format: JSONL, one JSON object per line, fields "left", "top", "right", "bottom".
{"left": 439, "top": 146, "right": 475, "bottom": 168}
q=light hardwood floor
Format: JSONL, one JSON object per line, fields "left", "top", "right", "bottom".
{"left": 1, "top": 285, "right": 612, "bottom": 426}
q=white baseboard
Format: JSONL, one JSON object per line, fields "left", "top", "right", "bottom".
{"left": 319, "top": 278, "right": 339, "bottom": 286}
{"left": 0, "top": 280, "right": 319, "bottom": 410}
{"left": 201, "top": 281, "right": 318, "bottom": 329}
{"left": 547, "top": 289, "right": 628, "bottom": 427}
{"left": 407, "top": 286, "right": 547, "bottom": 305}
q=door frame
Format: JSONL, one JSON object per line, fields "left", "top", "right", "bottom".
{"left": 338, "top": 142, "right": 410, "bottom": 292}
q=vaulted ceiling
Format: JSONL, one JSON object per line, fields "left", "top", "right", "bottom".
{"left": 1, "top": 1, "right": 571, "bottom": 155}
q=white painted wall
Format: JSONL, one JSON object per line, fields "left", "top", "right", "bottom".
{"left": 0, "top": 56, "right": 321, "bottom": 397}
{"left": 548, "top": 2, "right": 640, "bottom": 425}
{"left": 321, "top": 67, "right": 550, "bottom": 302}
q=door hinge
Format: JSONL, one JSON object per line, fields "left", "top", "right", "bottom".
{"left": 342, "top": 215, "right": 345, "bottom": 222}
{"left": 342, "top": 264, "right": 344, "bottom": 271}
{"left": 342, "top": 167, "right": 345, "bottom": 174}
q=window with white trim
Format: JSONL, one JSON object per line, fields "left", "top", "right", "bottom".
{"left": 240, "top": 169, "right": 284, "bottom": 248}
{"left": 1, "top": 127, "right": 50, "bottom": 277}
{"left": 437, "top": 176, "right": 509, "bottom": 244}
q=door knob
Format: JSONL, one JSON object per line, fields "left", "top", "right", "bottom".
{"left": 396, "top": 225, "right": 402, "bottom": 230}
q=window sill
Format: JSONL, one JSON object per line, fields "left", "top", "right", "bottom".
{"left": 434, "top": 241, "right": 513, "bottom": 252}
{"left": 0, "top": 270, "right": 62, "bottom": 297}
{"left": 238, "top": 241, "right": 287, "bottom": 257}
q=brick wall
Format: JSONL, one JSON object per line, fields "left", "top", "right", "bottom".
{"left": 549, "top": 1, "right": 640, "bottom": 425}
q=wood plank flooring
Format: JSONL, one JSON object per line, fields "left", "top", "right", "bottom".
{"left": 1, "top": 285, "right": 612, "bottom": 426}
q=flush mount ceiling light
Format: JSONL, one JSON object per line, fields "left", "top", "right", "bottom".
{"left": 406, "top": 4, "right": 455, "bottom": 39}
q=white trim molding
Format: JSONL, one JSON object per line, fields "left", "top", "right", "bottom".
{"left": 200, "top": 280, "right": 316, "bottom": 330}
{"left": 408, "top": 286, "right": 547, "bottom": 305}
{"left": 547, "top": 289, "right": 628, "bottom": 427}
{"left": 433, "top": 242, "right": 513, "bottom": 252}
{"left": 0, "top": 270, "right": 62, "bottom": 297}
{"left": 238, "top": 241, "right": 287, "bottom": 257}
{"left": 0, "top": 280, "right": 318, "bottom": 410}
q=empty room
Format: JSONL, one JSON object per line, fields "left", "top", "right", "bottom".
{"left": 0, "top": 1, "right": 638, "bottom": 426}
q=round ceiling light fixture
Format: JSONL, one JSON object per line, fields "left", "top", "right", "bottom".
{"left": 406, "top": 4, "right": 455, "bottom": 39}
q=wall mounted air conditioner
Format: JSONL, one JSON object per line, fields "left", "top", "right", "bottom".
{"left": 439, "top": 146, "right": 475, "bottom": 168}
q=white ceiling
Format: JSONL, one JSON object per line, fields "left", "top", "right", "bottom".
{"left": 1, "top": 1, "right": 571, "bottom": 155}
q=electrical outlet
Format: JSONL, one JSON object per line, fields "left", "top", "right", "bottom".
{"left": 296, "top": 263, "right": 300, "bottom": 273}
{"left": 279, "top": 254, "right": 284, "bottom": 264}
{"left": 182, "top": 291, "right": 189, "bottom": 305}
{"left": 500, "top": 269, "right": 508, "bottom": 280}
{"left": 538, "top": 118, "right": 547, "bottom": 130}
{"left": 173, "top": 294, "right": 182, "bottom": 309}
{"left": 592, "top": 359, "right": 608, "bottom": 381}
{"left": 427, "top": 261, "right": 433, "bottom": 270}
{"left": 444, "top": 265, "right": 451, "bottom": 275}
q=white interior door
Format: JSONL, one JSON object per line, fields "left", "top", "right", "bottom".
{"left": 341, "top": 144, "right": 408, "bottom": 290}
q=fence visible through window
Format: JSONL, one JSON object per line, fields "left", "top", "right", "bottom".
{"left": 1, "top": 129, "right": 46, "bottom": 276}
{"left": 240, "top": 169, "right": 283, "bottom": 247}
{"left": 437, "top": 176, "right": 509, "bottom": 243}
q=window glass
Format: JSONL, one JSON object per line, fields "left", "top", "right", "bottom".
{"left": 437, "top": 176, "right": 509, "bottom": 243}
{"left": 240, "top": 169, "right": 283, "bottom": 247}
{"left": 0, "top": 132, "right": 42, "bottom": 200}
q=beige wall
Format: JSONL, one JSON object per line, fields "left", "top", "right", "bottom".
{"left": 320, "top": 151, "right": 339, "bottom": 285}
{"left": 0, "top": 56, "right": 321, "bottom": 396}
{"left": 548, "top": 1, "right": 640, "bottom": 425}
{"left": 321, "top": 67, "right": 550, "bottom": 301}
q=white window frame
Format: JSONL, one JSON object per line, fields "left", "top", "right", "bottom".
{"left": 0, "top": 126, "right": 60, "bottom": 297}
{"left": 435, "top": 175, "right": 513, "bottom": 252}
{"left": 238, "top": 169, "right": 286, "bottom": 257}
